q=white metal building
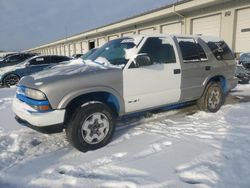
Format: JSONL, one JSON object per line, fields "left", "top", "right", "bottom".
{"left": 27, "top": 0, "right": 250, "bottom": 56}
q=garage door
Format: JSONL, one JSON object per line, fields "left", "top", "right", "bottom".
{"left": 69, "top": 44, "right": 75, "bottom": 56}
{"left": 122, "top": 31, "right": 135, "bottom": 37}
{"left": 192, "top": 14, "right": 221, "bottom": 37}
{"left": 75, "top": 42, "right": 82, "bottom": 54}
{"left": 161, "top": 22, "right": 182, "bottom": 34}
{"left": 108, "top": 35, "right": 119, "bottom": 41}
{"left": 60, "top": 46, "right": 65, "bottom": 55}
{"left": 98, "top": 38, "right": 106, "bottom": 47}
{"left": 82, "top": 41, "right": 88, "bottom": 53}
{"left": 57, "top": 46, "right": 61, "bottom": 55}
{"left": 65, "top": 45, "right": 70, "bottom": 56}
{"left": 139, "top": 27, "right": 155, "bottom": 34}
{"left": 235, "top": 8, "right": 250, "bottom": 53}
{"left": 51, "top": 48, "right": 55, "bottom": 55}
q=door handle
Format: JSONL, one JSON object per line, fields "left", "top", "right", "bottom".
{"left": 205, "top": 66, "right": 211, "bottom": 71}
{"left": 174, "top": 69, "right": 181, "bottom": 74}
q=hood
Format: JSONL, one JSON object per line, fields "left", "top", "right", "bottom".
{"left": 0, "top": 63, "right": 25, "bottom": 74}
{"left": 19, "top": 59, "right": 124, "bottom": 109}
{"left": 31, "top": 58, "right": 122, "bottom": 81}
{"left": 19, "top": 58, "right": 123, "bottom": 90}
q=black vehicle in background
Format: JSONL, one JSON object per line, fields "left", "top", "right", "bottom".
{"left": 0, "top": 53, "right": 38, "bottom": 68}
{"left": 72, "top": 54, "right": 83, "bottom": 59}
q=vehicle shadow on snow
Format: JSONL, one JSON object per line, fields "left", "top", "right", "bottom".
{"left": 172, "top": 88, "right": 250, "bottom": 187}
{"left": 216, "top": 103, "right": 250, "bottom": 188}
{"left": 112, "top": 89, "right": 250, "bottom": 143}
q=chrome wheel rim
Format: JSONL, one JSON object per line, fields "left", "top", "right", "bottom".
{"left": 208, "top": 88, "right": 221, "bottom": 110}
{"left": 5, "top": 74, "right": 19, "bottom": 86}
{"left": 81, "top": 112, "right": 110, "bottom": 144}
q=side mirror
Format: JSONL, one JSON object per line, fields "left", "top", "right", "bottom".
{"left": 135, "top": 54, "right": 153, "bottom": 67}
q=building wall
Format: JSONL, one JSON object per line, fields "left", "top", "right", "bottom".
{"left": 28, "top": 0, "right": 250, "bottom": 56}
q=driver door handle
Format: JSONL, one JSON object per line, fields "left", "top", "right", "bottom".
{"left": 174, "top": 69, "right": 181, "bottom": 74}
{"left": 205, "top": 66, "right": 211, "bottom": 71}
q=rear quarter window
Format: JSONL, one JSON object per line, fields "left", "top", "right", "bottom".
{"left": 205, "top": 40, "right": 234, "bottom": 60}
{"left": 177, "top": 37, "right": 208, "bottom": 63}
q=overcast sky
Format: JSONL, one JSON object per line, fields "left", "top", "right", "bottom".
{"left": 0, "top": 0, "right": 176, "bottom": 51}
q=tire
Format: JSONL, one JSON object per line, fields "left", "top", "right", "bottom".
{"left": 197, "top": 82, "right": 225, "bottom": 113}
{"left": 3, "top": 74, "right": 20, "bottom": 87}
{"left": 66, "top": 102, "right": 115, "bottom": 152}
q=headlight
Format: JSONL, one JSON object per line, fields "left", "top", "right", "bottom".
{"left": 25, "top": 88, "right": 47, "bottom": 101}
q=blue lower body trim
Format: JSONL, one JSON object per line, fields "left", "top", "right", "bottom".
{"left": 16, "top": 94, "right": 49, "bottom": 106}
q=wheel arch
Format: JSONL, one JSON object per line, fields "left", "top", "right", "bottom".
{"left": 2, "top": 72, "right": 21, "bottom": 86}
{"left": 60, "top": 88, "right": 125, "bottom": 126}
{"left": 203, "top": 75, "right": 227, "bottom": 93}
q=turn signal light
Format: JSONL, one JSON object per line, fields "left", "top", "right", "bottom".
{"left": 32, "top": 105, "right": 51, "bottom": 111}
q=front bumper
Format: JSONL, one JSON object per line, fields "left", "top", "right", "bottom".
{"left": 12, "top": 97, "right": 66, "bottom": 128}
{"left": 15, "top": 115, "right": 63, "bottom": 134}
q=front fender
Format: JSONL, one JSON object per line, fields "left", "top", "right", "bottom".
{"left": 57, "top": 86, "right": 125, "bottom": 116}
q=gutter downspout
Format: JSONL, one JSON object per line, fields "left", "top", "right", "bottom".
{"left": 173, "top": 4, "right": 186, "bottom": 34}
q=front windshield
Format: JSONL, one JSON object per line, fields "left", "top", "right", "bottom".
{"left": 85, "top": 38, "right": 136, "bottom": 67}
{"left": 81, "top": 48, "right": 98, "bottom": 60}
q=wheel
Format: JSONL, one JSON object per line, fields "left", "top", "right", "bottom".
{"left": 66, "top": 102, "right": 115, "bottom": 152}
{"left": 197, "top": 82, "right": 224, "bottom": 113}
{"left": 3, "top": 74, "right": 20, "bottom": 87}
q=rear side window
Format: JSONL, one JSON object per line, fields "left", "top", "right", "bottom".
{"left": 30, "top": 57, "right": 50, "bottom": 65}
{"left": 51, "top": 56, "right": 70, "bottom": 63}
{"left": 177, "top": 37, "right": 207, "bottom": 63}
{"left": 139, "top": 37, "right": 176, "bottom": 64}
{"left": 7, "top": 55, "right": 22, "bottom": 62}
{"left": 205, "top": 40, "right": 234, "bottom": 60}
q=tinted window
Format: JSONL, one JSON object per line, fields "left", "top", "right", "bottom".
{"left": 139, "top": 37, "right": 176, "bottom": 65}
{"left": 205, "top": 40, "right": 234, "bottom": 60}
{"left": 6, "top": 55, "right": 22, "bottom": 62}
{"left": 29, "top": 57, "right": 50, "bottom": 65}
{"left": 50, "top": 56, "right": 70, "bottom": 63}
{"left": 19, "top": 54, "right": 33, "bottom": 62}
{"left": 177, "top": 38, "right": 208, "bottom": 62}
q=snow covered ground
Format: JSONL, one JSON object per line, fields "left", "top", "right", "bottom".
{"left": 0, "top": 84, "right": 250, "bottom": 188}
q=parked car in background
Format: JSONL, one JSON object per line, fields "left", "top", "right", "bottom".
{"left": 0, "top": 53, "right": 38, "bottom": 68}
{"left": 12, "top": 35, "right": 237, "bottom": 152}
{"left": 239, "top": 52, "right": 250, "bottom": 69}
{"left": 0, "top": 55, "right": 71, "bottom": 87}
{"left": 0, "top": 53, "right": 17, "bottom": 63}
{"left": 235, "top": 65, "right": 249, "bottom": 84}
{"left": 72, "top": 54, "right": 83, "bottom": 59}
{"left": 235, "top": 53, "right": 250, "bottom": 84}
